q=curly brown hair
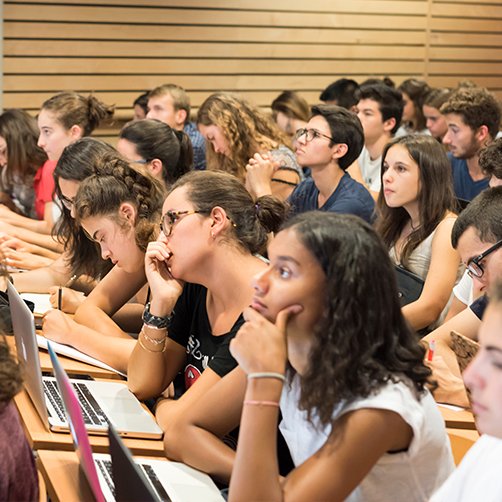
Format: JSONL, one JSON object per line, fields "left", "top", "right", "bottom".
{"left": 197, "top": 93, "right": 290, "bottom": 181}
{"left": 440, "top": 87, "right": 501, "bottom": 140}
{"left": 282, "top": 212, "right": 431, "bottom": 428}
{"left": 479, "top": 137, "right": 502, "bottom": 180}
{"left": 0, "top": 337, "right": 23, "bottom": 404}
{"left": 74, "top": 153, "right": 166, "bottom": 252}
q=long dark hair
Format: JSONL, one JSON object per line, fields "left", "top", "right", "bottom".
{"left": 54, "top": 138, "right": 116, "bottom": 279}
{"left": 119, "top": 119, "right": 193, "bottom": 187}
{"left": 283, "top": 212, "right": 430, "bottom": 427}
{"left": 376, "top": 135, "right": 456, "bottom": 268}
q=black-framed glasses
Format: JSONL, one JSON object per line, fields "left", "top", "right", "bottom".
{"left": 59, "top": 193, "right": 74, "bottom": 211}
{"left": 160, "top": 210, "right": 202, "bottom": 237}
{"left": 294, "top": 128, "right": 336, "bottom": 143}
{"left": 466, "top": 239, "right": 502, "bottom": 278}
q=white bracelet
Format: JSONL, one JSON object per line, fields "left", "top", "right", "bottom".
{"left": 248, "top": 372, "right": 286, "bottom": 382}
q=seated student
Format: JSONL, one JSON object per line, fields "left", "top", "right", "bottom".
{"left": 0, "top": 109, "right": 49, "bottom": 218}
{"left": 423, "top": 187, "right": 502, "bottom": 407}
{"left": 431, "top": 279, "right": 502, "bottom": 501}
{"left": 441, "top": 86, "right": 500, "bottom": 201}
{"left": 117, "top": 118, "right": 193, "bottom": 190}
{"left": 0, "top": 325, "right": 38, "bottom": 499}
{"left": 319, "top": 78, "right": 359, "bottom": 110}
{"left": 443, "top": 138, "right": 502, "bottom": 321}
{"left": 146, "top": 83, "right": 206, "bottom": 171}
{"left": 348, "top": 83, "right": 404, "bottom": 197}
{"left": 164, "top": 212, "right": 454, "bottom": 499}
{"left": 423, "top": 88, "right": 451, "bottom": 142}
{"left": 132, "top": 92, "right": 149, "bottom": 121}
{"left": 286, "top": 104, "right": 374, "bottom": 222}
{"left": 127, "top": 171, "right": 286, "bottom": 428}
{"left": 197, "top": 92, "right": 303, "bottom": 201}
{"left": 376, "top": 135, "right": 460, "bottom": 331}
{"left": 0, "top": 91, "right": 114, "bottom": 255}
{"left": 270, "top": 90, "right": 310, "bottom": 139}
{"left": 10, "top": 139, "right": 115, "bottom": 311}
{"left": 41, "top": 154, "right": 166, "bottom": 372}
{"left": 396, "top": 78, "right": 430, "bottom": 135}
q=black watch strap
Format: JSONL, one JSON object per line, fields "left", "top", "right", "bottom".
{"left": 142, "top": 302, "right": 173, "bottom": 329}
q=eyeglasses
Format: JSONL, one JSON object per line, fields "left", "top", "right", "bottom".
{"left": 131, "top": 159, "right": 148, "bottom": 165}
{"left": 294, "top": 128, "right": 336, "bottom": 143}
{"left": 160, "top": 210, "right": 202, "bottom": 236}
{"left": 466, "top": 239, "right": 502, "bottom": 278}
{"left": 60, "top": 193, "right": 74, "bottom": 211}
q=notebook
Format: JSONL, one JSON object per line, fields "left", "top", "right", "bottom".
{"left": 48, "top": 343, "right": 225, "bottom": 502}
{"left": 8, "top": 282, "right": 162, "bottom": 439}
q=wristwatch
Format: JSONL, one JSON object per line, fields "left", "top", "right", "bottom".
{"left": 142, "top": 302, "right": 173, "bottom": 329}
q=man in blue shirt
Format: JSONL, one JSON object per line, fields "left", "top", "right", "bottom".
{"left": 147, "top": 83, "right": 206, "bottom": 170}
{"left": 441, "top": 87, "right": 501, "bottom": 201}
{"left": 288, "top": 104, "right": 374, "bottom": 223}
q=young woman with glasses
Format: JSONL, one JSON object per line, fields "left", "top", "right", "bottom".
{"left": 376, "top": 134, "right": 461, "bottom": 332}
{"left": 196, "top": 92, "right": 303, "bottom": 201}
{"left": 127, "top": 170, "right": 287, "bottom": 432}
{"left": 161, "top": 212, "right": 453, "bottom": 499}
{"left": 281, "top": 104, "right": 374, "bottom": 222}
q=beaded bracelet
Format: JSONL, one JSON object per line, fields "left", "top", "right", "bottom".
{"left": 138, "top": 337, "right": 166, "bottom": 353}
{"left": 247, "top": 372, "right": 286, "bottom": 382}
{"left": 244, "top": 400, "right": 279, "bottom": 408}
{"left": 140, "top": 328, "right": 167, "bottom": 346}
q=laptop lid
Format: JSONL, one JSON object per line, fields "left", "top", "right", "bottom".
{"left": 109, "top": 425, "right": 160, "bottom": 502}
{"left": 7, "top": 281, "right": 51, "bottom": 426}
{"left": 48, "top": 343, "right": 107, "bottom": 502}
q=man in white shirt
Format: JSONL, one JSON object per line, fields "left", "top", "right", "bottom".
{"left": 348, "top": 83, "right": 404, "bottom": 198}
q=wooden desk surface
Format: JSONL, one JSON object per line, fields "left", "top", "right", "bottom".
{"left": 14, "top": 388, "right": 165, "bottom": 456}
{"left": 438, "top": 404, "right": 477, "bottom": 430}
{"left": 6, "top": 334, "right": 121, "bottom": 380}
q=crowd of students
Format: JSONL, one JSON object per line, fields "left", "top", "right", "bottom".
{"left": 0, "top": 75, "right": 501, "bottom": 500}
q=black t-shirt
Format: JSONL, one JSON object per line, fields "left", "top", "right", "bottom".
{"left": 168, "top": 283, "right": 242, "bottom": 396}
{"left": 470, "top": 295, "right": 488, "bottom": 320}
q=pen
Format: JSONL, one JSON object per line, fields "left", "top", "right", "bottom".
{"left": 57, "top": 286, "right": 62, "bottom": 311}
{"left": 65, "top": 274, "right": 78, "bottom": 288}
{"left": 427, "top": 339, "right": 436, "bottom": 362}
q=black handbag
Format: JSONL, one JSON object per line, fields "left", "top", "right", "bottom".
{"left": 394, "top": 265, "right": 424, "bottom": 307}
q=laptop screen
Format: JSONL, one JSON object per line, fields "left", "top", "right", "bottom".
{"left": 48, "top": 342, "right": 106, "bottom": 502}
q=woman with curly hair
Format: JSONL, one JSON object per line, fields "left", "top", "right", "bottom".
{"left": 41, "top": 152, "right": 165, "bottom": 372}
{"left": 376, "top": 135, "right": 460, "bottom": 331}
{"left": 162, "top": 212, "right": 454, "bottom": 500}
{"left": 0, "top": 323, "right": 39, "bottom": 499}
{"left": 197, "top": 92, "right": 303, "bottom": 200}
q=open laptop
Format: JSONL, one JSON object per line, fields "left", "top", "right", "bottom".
{"left": 8, "top": 282, "right": 162, "bottom": 439}
{"left": 48, "top": 343, "right": 225, "bottom": 502}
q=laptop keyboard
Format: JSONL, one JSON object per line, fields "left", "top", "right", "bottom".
{"left": 139, "top": 464, "right": 171, "bottom": 501}
{"left": 43, "top": 380, "right": 108, "bottom": 426}
{"left": 96, "top": 459, "right": 115, "bottom": 496}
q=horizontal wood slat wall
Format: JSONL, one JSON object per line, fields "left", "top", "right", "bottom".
{"left": 2, "top": 0, "right": 502, "bottom": 142}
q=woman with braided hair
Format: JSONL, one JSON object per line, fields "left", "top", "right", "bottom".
{"left": 41, "top": 153, "right": 166, "bottom": 372}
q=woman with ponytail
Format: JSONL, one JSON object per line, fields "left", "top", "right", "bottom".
{"left": 41, "top": 153, "right": 165, "bottom": 372}
{"left": 118, "top": 118, "right": 193, "bottom": 189}
{"left": 127, "top": 170, "right": 287, "bottom": 430}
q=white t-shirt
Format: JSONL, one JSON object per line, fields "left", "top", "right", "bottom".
{"left": 431, "top": 434, "right": 502, "bottom": 501}
{"left": 453, "top": 269, "right": 473, "bottom": 306}
{"left": 279, "top": 376, "right": 454, "bottom": 502}
{"left": 358, "top": 146, "right": 382, "bottom": 192}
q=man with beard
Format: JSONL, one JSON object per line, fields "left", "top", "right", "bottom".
{"left": 441, "top": 87, "right": 501, "bottom": 201}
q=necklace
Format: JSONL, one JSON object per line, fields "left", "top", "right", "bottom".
{"left": 410, "top": 220, "right": 419, "bottom": 231}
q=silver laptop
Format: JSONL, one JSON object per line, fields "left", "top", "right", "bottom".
{"left": 48, "top": 343, "right": 224, "bottom": 502}
{"left": 8, "top": 282, "right": 162, "bottom": 439}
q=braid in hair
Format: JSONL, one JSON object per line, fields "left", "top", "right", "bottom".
{"left": 74, "top": 154, "right": 165, "bottom": 251}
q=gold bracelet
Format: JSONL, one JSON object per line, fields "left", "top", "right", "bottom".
{"left": 140, "top": 328, "right": 167, "bottom": 346}
{"left": 138, "top": 336, "right": 166, "bottom": 353}
{"left": 243, "top": 400, "right": 280, "bottom": 408}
